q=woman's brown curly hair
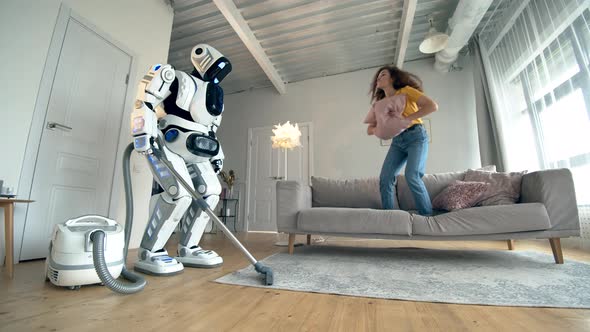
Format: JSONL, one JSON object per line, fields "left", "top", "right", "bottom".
{"left": 369, "top": 65, "right": 423, "bottom": 103}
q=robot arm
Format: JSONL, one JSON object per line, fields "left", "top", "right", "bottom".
{"left": 130, "top": 64, "right": 176, "bottom": 153}
{"left": 211, "top": 115, "right": 222, "bottom": 132}
{"left": 207, "top": 115, "right": 224, "bottom": 174}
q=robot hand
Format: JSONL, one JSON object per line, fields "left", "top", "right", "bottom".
{"left": 130, "top": 100, "right": 158, "bottom": 153}
{"left": 191, "top": 44, "right": 232, "bottom": 84}
{"left": 210, "top": 146, "right": 225, "bottom": 174}
{"left": 211, "top": 159, "right": 223, "bottom": 174}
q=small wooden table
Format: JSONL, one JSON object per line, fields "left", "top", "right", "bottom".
{"left": 0, "top": 198, "right": 34, "bottom": 279}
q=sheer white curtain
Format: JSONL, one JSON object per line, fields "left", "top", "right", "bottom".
{"left": 479, "top": 0, "right": 590, "bottom": 209}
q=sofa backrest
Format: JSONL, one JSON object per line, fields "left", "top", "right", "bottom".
{"left": 310, "top": 166, "right": 495, "bottom": 210}
{"left": 310, "top": 173, "right": 464, "bottom": 210}
{"left": 311, "top": 177, "right": 382, "bottom": 209}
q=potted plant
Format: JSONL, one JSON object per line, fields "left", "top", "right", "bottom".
{"left": 219, "top": 170, "right": 236, "bottom": 198}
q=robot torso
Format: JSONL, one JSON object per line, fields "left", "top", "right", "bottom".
{"left": 158, "top": 69, "right": 224, "bottom": 164}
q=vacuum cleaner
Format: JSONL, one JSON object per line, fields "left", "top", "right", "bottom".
{"left": 46, "top": 144, "right": 146, "bottom": 293}
{"left": 45, "top": 215, "right": 125, "bottom": 290}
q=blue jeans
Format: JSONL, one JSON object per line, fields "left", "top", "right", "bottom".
{"left": 379, "top": 124, "right": 433, "bottom": 215}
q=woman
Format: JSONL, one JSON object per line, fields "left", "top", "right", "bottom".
{"left": 366, "top": 66, "right": 438, "bottom": 215}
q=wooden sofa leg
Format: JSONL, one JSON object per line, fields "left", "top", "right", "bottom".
{"left": 288, "top": 234, "right": 296, "bottom": 255}
{"left": 307, "top": 234, "right": 311, "bottom": 245}
{"left": 549, "top": 238, "right": 564, "bottom": 264}
{"left": 507, "top": 240, "right": 515, "bottom": 250}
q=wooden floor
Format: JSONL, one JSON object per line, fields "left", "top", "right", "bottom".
{"left": 1, "top": 233, "right": 590, "bottom": 332}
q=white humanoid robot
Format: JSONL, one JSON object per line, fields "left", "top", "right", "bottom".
{"left": 130, "top": 44, "right": 232, "bottom": 276}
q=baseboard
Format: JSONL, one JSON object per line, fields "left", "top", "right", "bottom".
{"left": 561, "top": 237, "right": 590, "bottom": 250}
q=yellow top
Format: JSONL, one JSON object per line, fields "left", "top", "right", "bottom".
{"left": 395, "top": 86, "right": 424, "bottom": 126}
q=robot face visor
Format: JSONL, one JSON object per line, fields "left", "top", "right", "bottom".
{"left": 204, "top": 57, "right": 232, "bottom": 84}
{"left": 186, "top": 133, "right": 220, "bottom": 157}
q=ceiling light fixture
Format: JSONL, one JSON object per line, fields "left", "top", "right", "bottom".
{"left": 419, "top": 18, "right": 449, "bottom": 54}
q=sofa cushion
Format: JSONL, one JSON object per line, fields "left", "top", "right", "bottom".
{"left": 463, "top": 169, "right": 526, "bottom": 206}
{"left": 311, "top": 177, "right": 381, "bottom": 209}
{"left": 297, "top": 207, "right": 412, "bottom": 235}
{"left": 432, "top": 180, "right": 490, "bottom": 211}
{"left": 412, "top": 203, "right": 551, "bottom": 236}
{"left": 397, "top": 165, "right": 496, "bottom": 210}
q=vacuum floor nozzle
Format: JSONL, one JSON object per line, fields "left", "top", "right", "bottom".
{"left": 254, "top": 262, "right": 274, "bottom": 285}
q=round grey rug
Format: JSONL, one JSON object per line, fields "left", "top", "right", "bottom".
{"left": 215, "top": 246, "right": 590, "bottom": 308}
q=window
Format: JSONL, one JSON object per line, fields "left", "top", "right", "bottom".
{"left": 483, "top": 2, "right": 590, "bottom": 205}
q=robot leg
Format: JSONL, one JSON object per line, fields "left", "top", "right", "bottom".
{"left": 176, "top": 162, "right": 223, "bottom": 268}
{"left": 135, "top": 146, "right": 193, "bottom": 276}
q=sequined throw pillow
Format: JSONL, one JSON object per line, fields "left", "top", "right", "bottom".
{"left": 463, "top": 169, "right": 526, "bottom": 206}
{"left": 432, "top": 180, "right": 490, "bottom": 211}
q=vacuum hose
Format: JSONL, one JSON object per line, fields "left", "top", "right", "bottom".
{"left": 90, "top": 143, "right": 146, "bottom": 294}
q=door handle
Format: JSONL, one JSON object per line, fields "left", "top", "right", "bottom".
{"left": 269, "top": 176, "right": 284, "bottom": 180}
{"left": 46, "top": 122, "right": 72, "bottom": 132}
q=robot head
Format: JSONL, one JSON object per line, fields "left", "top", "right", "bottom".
{"left": 191, "top": 44, "right": 232, "bottom": 84}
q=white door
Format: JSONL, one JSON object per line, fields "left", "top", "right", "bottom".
{"left": 20, "top": 18, "right": 131, "bottom": 260}
{"left": 247, "top": 124, "right": 311, "bottom": 232}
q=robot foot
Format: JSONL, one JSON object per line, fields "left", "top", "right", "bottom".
{"left": 176, "top": 245, "right": 223, "bottom": 268}
{"left": 134, "top": 249, "right": 184, "bottom": 276}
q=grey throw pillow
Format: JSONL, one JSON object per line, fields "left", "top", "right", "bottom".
{"left": 463, "top": 169, "right": 526, "bottom": 206}
{"left": 311, "top": 176, "right": 381, "bottom": 209}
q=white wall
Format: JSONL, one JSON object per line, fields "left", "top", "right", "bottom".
{"left": 219, "top": 57, "right": 481, "bottom": 184}
{"left": 403, "top": 58, "right": 481, "bottom": 174}
{"left": 0, "top": 0, "right": 173, "bottom": 262}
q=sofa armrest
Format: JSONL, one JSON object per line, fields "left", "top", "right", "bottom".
{"left": 520, "top": 168, "right": 580, "bottom": 232}
{"left": 276, "top": 181, "right": 312, "bottom": 232}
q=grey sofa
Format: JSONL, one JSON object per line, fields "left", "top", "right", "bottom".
{"left": 276, "top": 168, "right": 580, "bottom": 264}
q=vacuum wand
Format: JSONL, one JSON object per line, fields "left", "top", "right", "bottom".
{"left": 156, "top": 154, "right": 274, "bottom": 285}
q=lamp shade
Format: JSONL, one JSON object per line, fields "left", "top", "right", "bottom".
{"left": 419, "top": 27, "right": 449, "bottom": 54}
{"left": 271, "top": 121, "right": 301, "bottom": 149}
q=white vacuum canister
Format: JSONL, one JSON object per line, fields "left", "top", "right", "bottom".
{"left": 45, "top": 215, "right": 125, "bottom": 289}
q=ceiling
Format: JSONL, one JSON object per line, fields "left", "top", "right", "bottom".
{"left": 167, "top": 0, "right": 511, "bottom": 94}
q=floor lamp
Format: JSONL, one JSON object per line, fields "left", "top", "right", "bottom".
{"left": 271, "top": 121, "right": 302, "bottom": 247}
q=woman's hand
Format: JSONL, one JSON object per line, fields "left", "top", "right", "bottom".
{"left": 399, "top": 116, "right": 412, "bottom": 129}
{"left": 405, "top": 95, "right": 438, "bottom": 121}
